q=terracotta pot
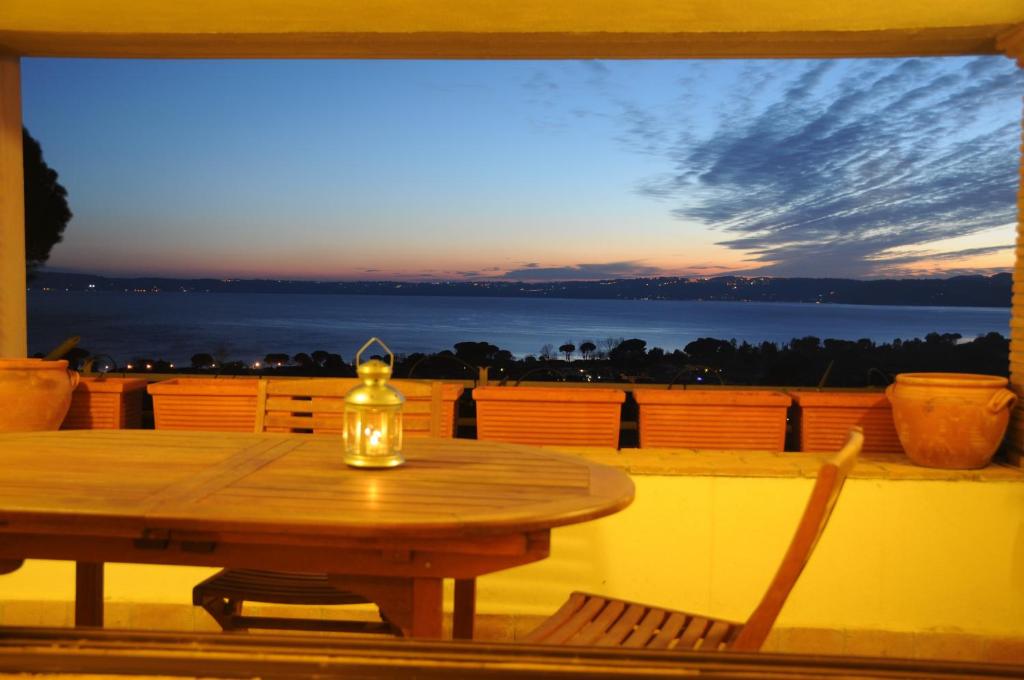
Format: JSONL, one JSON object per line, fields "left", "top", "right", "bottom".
{"left": 886, "top": 373, "right": 1017, "bottom": 469}
{"left": 0, "top": 358, "right": 80, "bottom": 431}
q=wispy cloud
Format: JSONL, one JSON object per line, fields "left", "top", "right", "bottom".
{"left": 627, "top": 58, "right": 1022, "bottom": 277}
{"left": 880, "top": 244, "right": 1014, "bottom": 266}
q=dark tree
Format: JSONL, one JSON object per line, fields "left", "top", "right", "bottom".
{"left": 685, "top": 337, "right": 734, "bottom": 358}
{"left": 23, "top": 128, "right": 72, "bottom": 278}
{"left": 453, "top": 341, "right": 502, "bottom": 367}
{"left": 559, "top": 343, "right": 575, "bottom": 362}
{"left": 608, "top": 339, "right": 647, "bottom": 371}
{"left": 191, "top": 353, "right": 215, "bottom": 369}
{"left": 579, "top": 341, "right": 597, "bottom": 360}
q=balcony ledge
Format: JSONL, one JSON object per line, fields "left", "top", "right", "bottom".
{"left": 543, "top": 446, "right": 1024, "bottom": 481}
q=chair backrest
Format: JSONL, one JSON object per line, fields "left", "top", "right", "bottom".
{"left": 730, "top": 427, "right": 863, "bottom": 651}
{"left": 255, "top": 378, "right": 458, "bottom": 437}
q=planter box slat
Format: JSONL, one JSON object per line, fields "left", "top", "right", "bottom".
{"left": 634, "top": 389, "right": 790, "bottom": 450}
{"left": 474, "top": 386, "right": 625, "bottom": 447}
{"left": 62, "top": 377, "right": 148, "bottom": 430}
{"left": 149, "top": 379, "right": 261, "bottom": 432}
{"left": 791, "top": 391, "right": 902, "bottom": 455}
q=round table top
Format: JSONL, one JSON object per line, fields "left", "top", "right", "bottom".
{"left": 0, "top": 429, "right": 635, "bottom": 539}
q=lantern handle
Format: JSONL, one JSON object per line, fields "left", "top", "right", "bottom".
{"left": 355, "top": 337, "right": 395, "bottom": 370}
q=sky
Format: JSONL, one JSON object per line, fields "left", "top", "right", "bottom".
{"left": 21, "top": 56, "right": 1023, "bottom": 281}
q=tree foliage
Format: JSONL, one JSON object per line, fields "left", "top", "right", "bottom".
{"left": 559, "top": 343, "right": 575, "bottom": 361}
{"left": 23, "top": 128, "right": 72, "bottom": 278}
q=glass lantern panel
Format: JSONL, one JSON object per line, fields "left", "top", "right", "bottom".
{"left": 344, "top": 407, "right": 403, "bottom": 458}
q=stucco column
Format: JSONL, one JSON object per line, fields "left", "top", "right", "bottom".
{"left": 998, "top": 24, "right": 1024, "bottom": 464}
{"left": 0, "top": 56, "right": 26, "bottom": 358}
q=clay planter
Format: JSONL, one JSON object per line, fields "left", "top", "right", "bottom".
{"left": 790, "top": 390, "right": 902, "bottom": 454}
{"left": 62, "top": 377, "right": 149, "bottom": 430}
{"left": 633, "top": 388, "right": 791, "bottom": 450}
{"left": 0, "top": 358, "right": 80, "bottom": 431}
{"left": 149, "top": 378, "right": 260, "bottom": 432}
{"left": 886, "top": 372, "right": 1017, "bottom": 469}
{"left": 473, "top": 386, "right": 625, "bottom": 447}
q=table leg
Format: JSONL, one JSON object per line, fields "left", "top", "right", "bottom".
{"left": 75, "top": 562, "right": 103, "bottom": 627}
{"left": 409, "top": 578, "right": 443, "bottom": 638}
{"left": 327, "top": 575, "right": 443, "bottom": 639}
{"left": 452, "top": 578, "right": 476, "bottom": 640}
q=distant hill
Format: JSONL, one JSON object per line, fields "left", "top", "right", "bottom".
{"left": 30, "top": 271, "right": 1012, "bottom": 308}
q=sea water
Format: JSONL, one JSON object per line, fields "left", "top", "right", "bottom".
{"left": 27, "top": 291, "right": 1009, "bottom": 365}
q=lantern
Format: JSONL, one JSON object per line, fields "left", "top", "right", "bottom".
{"left": 343, "top": 337, "right": 405, "bottom": 468}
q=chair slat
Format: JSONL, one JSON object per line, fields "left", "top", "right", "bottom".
{"left": 701, "top": 620, "right": 734, "bottom": 649}
{"left": 676, "top": 615, "right": 709, "bottom": 649}
{"left": 549, "top": 595, "right": 607, "bottom": 645}
{"left": 621, "top": 607, "right": 665, "bottom": 648}
{"left": 523, "top": 592, "right": 587, "bottom": 643}
{"left": 648, "top": 611, "right": 686, "bottom": 649}
{"left": 595, "top": 602, "right": 646, "bottom": 646}
{"left": 265, "top": 395, "right": 346, "bottom": 414}
{"left": 571, "top": 599, "right": 626, "bottom": 646}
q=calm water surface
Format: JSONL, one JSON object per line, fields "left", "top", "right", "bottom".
{"left": 27, "top": 291, "right": 1010, "bottom": 365}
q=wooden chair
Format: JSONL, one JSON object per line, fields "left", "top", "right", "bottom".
{"left": 193, "top": 377, "right": 475, "bottom": 637}
{"left": 524, "top": 427, "right": 863, "bottom": 651}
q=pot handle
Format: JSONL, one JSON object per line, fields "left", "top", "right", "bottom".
{"left": 987, "top": 388, "right": 1017, "bottom": 414}
{"left": 68, "top": 369, "right": 80, "bottom": 390}
{"left": 884, "top": 384, "right": 896, "bottom": 402}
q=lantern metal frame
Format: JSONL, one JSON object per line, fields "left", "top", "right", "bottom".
{"left": 342, "top": 337, "right": 406, "bottom": 469}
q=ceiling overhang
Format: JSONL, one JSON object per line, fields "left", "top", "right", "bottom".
{"left": 1, "top": 1, "right": 1022, "bottom": 59}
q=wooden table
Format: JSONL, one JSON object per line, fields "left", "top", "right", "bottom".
{"left": 0, "top": 430, "right": 634, "bottom": 638}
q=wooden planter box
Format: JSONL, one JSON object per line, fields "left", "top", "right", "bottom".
{"left": 790, "top": 390, "right": 903, "bottom": 455}
{"left": 473, "top": 386, "right": 625, "bottom": 447}
{"left": 149, "top": 378, "right": 260, "bottom": 432}
{"left": 61, "top": 377, "right": 148, "bottom": 430}
{"left": 633, "top": 389, "right": 791, "bottom": 450}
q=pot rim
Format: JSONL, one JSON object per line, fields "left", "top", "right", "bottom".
{"left": 893, "top": 372, "right": 1007, "bottom": 388}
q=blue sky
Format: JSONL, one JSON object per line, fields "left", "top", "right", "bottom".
{"left": 21, "top": 56, "right": 1022, "bottom": 280}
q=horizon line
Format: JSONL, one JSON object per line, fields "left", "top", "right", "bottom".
{"left": 32, "top": 269, "right": 1013, "bottom": 285}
